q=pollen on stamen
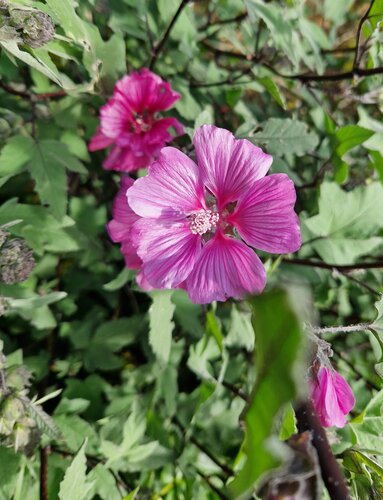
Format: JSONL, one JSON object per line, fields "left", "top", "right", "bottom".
{"left": 189, "top": 209, "right": 219, "bottom": 235}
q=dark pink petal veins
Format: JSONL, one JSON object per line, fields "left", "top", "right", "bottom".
{"left": 228, "top": 173, "right": 301, "bottom": 254}
{"left": 132, "top": 217, "right": 201, "bottom": 289}
{"left": 127, "top": 147, "right": 205, "bottom": 218}
{"left": 186, "top": 233, "right": 266, "bottom": 304}
{"left": 193, "top": 125, "right": 273, "bottom": 209}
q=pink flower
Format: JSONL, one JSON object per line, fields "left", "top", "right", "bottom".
{"left": 107, "top": 177, "right": 151, "bottom": 290}
{"left": 310, "top": 366, "right": 355, "bottom": 428}
{"left": 125, "top": 125, "right": 301, "bottom": 304}
{"left": 89, "top": 69, "right": 183, "bottom": 172}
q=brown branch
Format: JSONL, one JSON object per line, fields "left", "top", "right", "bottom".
{"left": 173, "top": 417, "right": 233, "bottom": 477}
{"left": 149, "top": 0, "right": 190, "bottom": 71}
{"left": 39, "top": 446, "right": 50, "bottom": 500}
{"left": 353, "top": 0, "right": 376, "bottom": 70}
{"left": 295, "top": 400, "right": 350, "bottom": 500}
{"left": 0, "top": 80, "right": 66, "bottom": 100}
{"left": 196, "top": 469, "right": 228, "bottom": 499}
{"left": 283, "top": 257, "right": 383, "bottom": 271}
{"left": 200, "top": 12, "right": 247, "bottom": 30}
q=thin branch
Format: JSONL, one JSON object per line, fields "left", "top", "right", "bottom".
{"left": 200, "top": 12, "right": 247, "bottom": 30}
{"left": 196, "top": 469, "right": 228, "bottom": 499}
{"left": 311, "top": 323, "right": 372, "bottom": 335}
{"left": 339, "top": 270, "right": 381, "bottom": 298}
{"left": 283, "top": 257, "right": 383, "bottom": 271}
{"left": 39, "top": 446, "right": 49, "bottom": 500}
{"left": 264, "top": 63, "right": 383, "bottom": 82}
{"left": 295, "top": 400, "right": 350, "bottom": 500}
{"left": 173, "top": 418, "right": 233, "bottom": 477}
{"left": 353, "top": 0, "right": 375, "bottom": 70}
{"left": 220, "top": 380, "right": 249, "bottom": 402}
{"left": 0, "top": 80, "right": 66, "bottom": 100}
{"left": 149, "top": 0, "right": 190, "bottom": 71}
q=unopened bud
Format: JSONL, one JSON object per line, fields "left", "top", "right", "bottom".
{"left": 0, "top": 238, "right": 35, "bottom": 284}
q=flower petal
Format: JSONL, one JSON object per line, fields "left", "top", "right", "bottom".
{"left": 228, "top": 174, "right": 301, "bottom": 254}
{"left": 127, "top": 147, "right": 205, "bottom": 218}
{"left": 186, "top": 233, "right": 266, "bottom": 304}
{"left": 107, "top": 177, "right": 138, "bottom": 242}
{"left": 115, "top": 69, "right": 181, "bottom": 114}
{"left": 132, "top": 217, "right": 201, "bottom": 288}
{"left": 193, "top": 125, "right": 272, "bottom": 209}
{"left": 103, "top": 145, "right": 150, "bottom": 172}
{"left": 333, "top": 370, "right": 356, "bottom": 415}
{"left": 88, "top": 128, "right": 114, "bottom": 151}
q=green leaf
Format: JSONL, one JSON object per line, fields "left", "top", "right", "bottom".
{"left": 256, "top": 76, "right": 286, "bottom": 109}
{"left": 335, "top": 125, "right": 374, "bottom": 157}
{"left": 250, "top": 118, "right": 319, "bottom": 157}
{"left": 205, "top": 309, "right": 223, "bottom": 352}
{"left": 0, "top": 135, "right": 34, "bottom": 177}
{"left": 103, "top": 267, "right": 133, "bottom": 291}
{"left": 304, "top": 182, "right": 383, "bottom": 264}
{"left": 149, "top": 291, "right": 175, "bottom": 366}
{"left": 369, "top": 297, "right": 383, "bottom": 377}
{"left": 229, "top": 289, "right": 303, "bottom": 497}
{"left": 0, "top": 40, "right": 62, "bottom": 86}
{"left": 28, "top": 140, "right": 86, "bottom": 220}
{"left": 59, "top": 440, "right": 94, "bottom": 500}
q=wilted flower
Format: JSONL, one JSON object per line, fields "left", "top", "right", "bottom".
{"left": 310, "top": 366, "right": 355, "bottom": 428}
{"left": 0, "top": 238, "right": 35, "bottom": 284}
{"left": 8, "top": 8, "right": 55, "bottom": 48}
{"left": 89, "top": 69, "right": 183, "bottom": 172}
{"left": 122, "top": 125, "right": 301, "bottom": 303}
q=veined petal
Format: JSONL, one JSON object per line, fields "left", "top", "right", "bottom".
{"left": 103, "top": 145, "right": 150, "bottom": 172}
{"left": 114, "top": 69, "right": 181, "bottom": 114}
{"left": 229, "top": 174, "right": 301, "bottom": 254}
{"left": 132, "top": 217, "right": 201, "bottom": 289}
{"left": 88, "top": 128, "right": 114, "bottom": 151}
{"left": 127, "top": 147, "right": 205, "bottom": 218}
{"left": 333, "top": 370, "right": 356, "bottom": 415}
{"left": 186, "top": 233, "right": 266, "bottom": 304}
{"left": 193, "top": 125, "right": 272, "bottom": 209}
{"left": 107, "top": 177, "right": 138, "bottom": 242}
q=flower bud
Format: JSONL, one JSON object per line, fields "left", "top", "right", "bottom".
{"left": 9, "top": 9, "right": 55, "bottom": 48}
{"left": 309, "top": 366, "right": 355, "bottom": 428}
{"left": 0, "top": 238, "right": 35, "bottom": 284}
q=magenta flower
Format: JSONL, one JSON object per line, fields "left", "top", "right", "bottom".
{"left": 310, "top": 366, "right": 355, "bottom": 428}
{"left": 107, "top": 177, "right": 152, "bottom": 290}
{"left": 125, "top": 125, "right": 301, "bottom": 304}
{"left": 89, "top": 69, "right": 183, "bottom": 172}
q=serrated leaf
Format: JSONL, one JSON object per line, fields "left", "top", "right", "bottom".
{"left": 149, "top": 291, "right": 175, "bottom": 366}
{"left": 369, "top": 297, "right": 383, "bottom": 377}
{"left": 335, "top": 125, "right": 374, "bottom": 157}
{"left": 256, "top": 76, "right": 286, "bottom": 109}
{"left": 0, "top": 135, "right": 34, "bottom": 177}
{"left": 229, "top": 290, "right": 303, "bottom": 497}
{"left": 305, "top": 182, "right": 383, "bottom": 264}
{"left": 0, "top": 40, "right": 62, "bottom": 86}
{"left": 59, "top": 440, "right": 94, "bottom": 500}
{"left": 21, "top": 398, "right": 61, "bottom": 440}
{"left": 251, "top": 118, "right": 319, "bottom": 156}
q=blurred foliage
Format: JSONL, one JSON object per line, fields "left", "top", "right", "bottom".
{"left": 0, "top": 0, "right": 383, "bottom": 498}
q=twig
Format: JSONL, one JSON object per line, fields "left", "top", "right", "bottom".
{"left": 311, "top": 323, "right": 371, "bottom": 335}
{"left": 196, "top": 469, "right": 228, "bottom": 499}
{"left": 220, "top": 380, "right": 249, "bottom": 402}
{"left": 173, "top": 417, "right": 233, "bottom": 477}
{"left": 39, "top": 446, "right": 50, "bottom": 500}
{"left": 149, "top": 0, "right": 190, "bottom": 71}
{"left": 0, "top": 81, "right": 66, "bottom": 100}
{"left": 200, "top": 12, "right": 247, "bottom": 30}
{"left": 353, "top": 0, "right": 375, "bottom": 70}
{"left": 264, "top": 63, "right": 383, "bottom": 82}
{"left": 339, "top": 270, "right": 381, "bottom": 298}
{"left": 295, "top": 400, "right": 350, "bottom": 500}
{"left": 283, "top": 257, "right": 383, "bottom": 271}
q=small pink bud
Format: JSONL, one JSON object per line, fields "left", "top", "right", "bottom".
{"left": 310, "top": 366, "right": 355, "bottom": 428}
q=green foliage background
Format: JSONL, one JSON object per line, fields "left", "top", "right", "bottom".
{"left": 1, "top": 0, "right": 383, "bottom": 498}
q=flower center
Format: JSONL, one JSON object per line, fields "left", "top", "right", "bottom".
{"left": 130, "top": 110, "right": 154, "bottom": 134}
{"left": 189, "top": 209, "right": 219, "bottom": 235}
